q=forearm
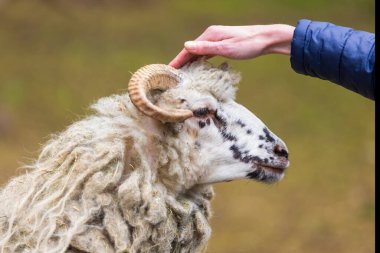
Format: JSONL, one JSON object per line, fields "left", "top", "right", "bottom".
{"left": 290, "top": 19, "right": 375, "bottom": 100}
{"left": 261, "top": 24, "right": 295, "bottom": 56}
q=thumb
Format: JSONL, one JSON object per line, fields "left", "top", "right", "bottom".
{"left": 184, "top": 40, "right": 229, "bottom": 56}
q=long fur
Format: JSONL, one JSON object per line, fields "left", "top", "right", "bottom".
{"left": 0, "top": 95, "right": 213, "bottom": 253}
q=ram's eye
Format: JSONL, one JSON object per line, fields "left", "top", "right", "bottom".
{"left": 193, "top": 108, "right": 210, "bottom": 117}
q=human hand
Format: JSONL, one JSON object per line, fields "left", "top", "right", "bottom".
{"left": 169, "top": 24, "right": 295, "bottom": 69}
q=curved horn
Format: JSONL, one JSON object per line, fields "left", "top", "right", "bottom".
{"left": 128, "top": 64, "right": 193, "bottom": 122}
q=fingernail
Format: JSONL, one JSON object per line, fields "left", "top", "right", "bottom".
{"left": 184, "top": 41, "right": 197, "bottom": 49}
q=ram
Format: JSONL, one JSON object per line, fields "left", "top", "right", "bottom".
{"left": 0, "top": 60, "right": 289, "bottom": 253}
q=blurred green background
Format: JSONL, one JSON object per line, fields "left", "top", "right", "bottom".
{"left": 0, "top": 0, "right": 374, "bottom": 252}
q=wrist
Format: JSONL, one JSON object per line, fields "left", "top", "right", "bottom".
{"left": 262, "top": 24, "right": 295, "bottom": 56}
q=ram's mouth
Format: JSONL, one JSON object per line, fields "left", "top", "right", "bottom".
{"left": 257, "top": 163, "right": 287, "bottom": 174}
{"left": 247, "top": 162, "right": 289, "bottom": 183}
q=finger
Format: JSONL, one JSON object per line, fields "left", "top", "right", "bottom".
{"left": 184, "top": 40, "right": 231, "bottom": 57}
{"left": 169, "top": 26, "right": 232, "bottom": 68}
{"left": 169, "top": 48, "right": 196, "bottom": 69}
{"left": 194, "top": 25, "right": 232, "bottom": 42}
{"left": 187, "top": 54, "right": 214, "bottom": 64}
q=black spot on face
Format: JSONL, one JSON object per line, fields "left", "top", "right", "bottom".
{"left": 259, "top": 135, "right": 265, "bottom": 140}
{"left": 246, "top": 129, "right": 252, "bottom": 134}
{"left": 214, "top": 110, "right": 227, "bottom": 127}
{"left": 241, "top": 155, "right": 252, "bottom": 163}
{"left": 263, "top": 128, "right": 275, "bottom": 143}
{"left": 230, "top": 145, "right": 242, "bottom": 159}
{"left": 230, "top": 145, "right": 264, "bottom": 164}
{"left": 198, "top": 121, "right": 206, "bottom": 128}
{"left": 258, "top": 144, "right": 263, "bottom": 148}
{"left": 222, "top": 131, "right": 237, "bottom": 141}
{"left": 252, "top": 156, "right": 263, "bottom": 163}
{"left": 236, "top": 120, "right": 246, "bottom": 128}
{"left": 216, "top": 110, "right": 238, "bottom": 141}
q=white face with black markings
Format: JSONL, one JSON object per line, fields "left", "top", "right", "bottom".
{"left": 154, "top": 61, "right": 289, "bottom": 185}
{"left": 183, "top": 97, "right": 289, "bottom": 184}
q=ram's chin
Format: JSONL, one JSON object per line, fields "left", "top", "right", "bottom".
{"left": 246, "top": 166, "right": 285, "bottom": 183}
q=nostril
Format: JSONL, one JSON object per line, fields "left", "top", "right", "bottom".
{"left": 274, "top": 145, "right": 289, "bottom": 159}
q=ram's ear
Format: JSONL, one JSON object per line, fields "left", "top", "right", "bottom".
{"left": 218, "top": 62, "right": 229, "bottom": 71}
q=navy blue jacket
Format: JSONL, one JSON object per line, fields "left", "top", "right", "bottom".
{"left": 290, "top": 19, "right": 375, "bottom": 100}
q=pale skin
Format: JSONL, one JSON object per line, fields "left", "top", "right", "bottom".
{"left": 169, "top": 24, "right": 295, "bottom": 69}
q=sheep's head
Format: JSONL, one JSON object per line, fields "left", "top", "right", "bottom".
{"left": 128, "top": 60, "right": 289, "bottom": 186}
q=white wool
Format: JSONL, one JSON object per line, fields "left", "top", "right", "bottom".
{"left": 179, "top": 60, "right": 240, "bottom": 101}
{"left": 0, "top": 91, "right": 214, "bottom": 253}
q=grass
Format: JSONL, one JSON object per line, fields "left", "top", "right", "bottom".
{"left": 0, "top": 1, "right": 374, "bottom": 252}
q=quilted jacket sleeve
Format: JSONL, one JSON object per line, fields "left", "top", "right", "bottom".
{"left": 290, "top": 19, "right": 375, "bottom": 100}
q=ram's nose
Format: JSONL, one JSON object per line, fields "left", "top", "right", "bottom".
{"left": 274, "top": 144, "right": 288, "bottom": 159}
{"left": 272, "top": 142, "right": 289, "bottom": 168}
